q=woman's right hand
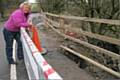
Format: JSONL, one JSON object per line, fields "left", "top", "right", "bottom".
{"left": 28, "top": 22, "right": 36, "bottom": 31}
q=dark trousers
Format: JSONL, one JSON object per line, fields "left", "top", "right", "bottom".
{"left": 3, "top": 28, "right": 23, "bottom": 64}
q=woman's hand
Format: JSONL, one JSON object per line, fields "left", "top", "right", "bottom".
{"left": 28, "top": 22, "right": 36, "bottom": 31}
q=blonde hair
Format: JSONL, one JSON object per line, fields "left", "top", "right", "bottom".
{"left": 19, "top": 2, "right": 31, "bottom": 9}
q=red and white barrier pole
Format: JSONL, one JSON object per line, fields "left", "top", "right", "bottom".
{"left": 21, "top": 27, "right": 63, "bottom": 80}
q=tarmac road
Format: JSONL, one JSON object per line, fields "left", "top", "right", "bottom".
{"left": 0, "top": 22, "right": 9, "bottom": 80}
{"left": 0, "top": 22, "right": 28, "bottom": 80}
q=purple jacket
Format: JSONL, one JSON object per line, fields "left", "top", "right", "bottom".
{"left": 4, "top": 9, "right": 30, "bottom": 32}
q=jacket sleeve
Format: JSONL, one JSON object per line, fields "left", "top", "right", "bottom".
{"left": 11, "top": 12, "right": 29, "bottom": 28}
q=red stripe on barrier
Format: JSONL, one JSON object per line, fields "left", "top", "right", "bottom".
{"left": 23, "top": 35, "right": 27, "bottom": 39}
{"left": 22, "top": 34, "right": 26, "bottom": 37}
{"left": 28, "top": 43, "right": 33, "bottom": 46}
{"left": 23, "top": 33, "right": 27, "bottom": 36}
{"left": 27, "top": 41, "right": 33, "bottom": 46}
{"left": 43, "top": 60, "right": 48, "bottom": 66}
{"left": 32, "top": 51, "right": 39, "bottom": 54}
{"left": 44, "top": 68, "right": 55, "bottom": 79}
{"left": 27, "top": 40, "right": 32, "bottom": 43}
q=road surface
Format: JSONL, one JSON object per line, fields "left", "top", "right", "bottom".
{"left": 0, "top": 22, "right": 28, "bottom": 80}
{"left": 0, "top": 22, "right": 9, "bottom": 80}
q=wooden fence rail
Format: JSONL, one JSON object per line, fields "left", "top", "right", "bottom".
{"left": 44, "top": 12, "right": 120, "bottom": 26}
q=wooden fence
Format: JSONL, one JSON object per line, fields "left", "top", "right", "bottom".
{"left": 43, "top": 12, "right": 120, "bottom": 78}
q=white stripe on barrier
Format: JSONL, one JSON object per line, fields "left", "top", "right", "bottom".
{"left": 10, "top": 40, "right": 17, "bottom": 80}
{"left": 21, "top": 27, "right": 63, "bottom": 80}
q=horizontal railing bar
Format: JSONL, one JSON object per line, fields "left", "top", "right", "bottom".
{"left": 44, "top": 12, "right": 120, "bottom": 26}
{"left": 60, "top": 45, "right": 120, "bottom": 78}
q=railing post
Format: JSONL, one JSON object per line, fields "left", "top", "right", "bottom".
{"left": 43, "top": 15, "right": 49, "bottom": 28}
{"left": 59, "top": 17, "right": 65, "bottom": 33}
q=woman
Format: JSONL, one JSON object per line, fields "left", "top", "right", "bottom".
{"left": 3, "top": 2, "right": 32, "bottom": 64}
